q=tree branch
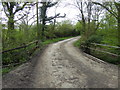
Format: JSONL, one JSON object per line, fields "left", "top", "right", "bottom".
{"left": 45, "top": 13, "right": 66, "bottom": 21}
{"left": 47, "top": 2, "right": 58, "bottom": 7}
{"left": 2, "top": 2, "right": 9, "bottom": 17}
{"left": 14, "top": 14, "right": 27, "bottom": 22}
{"left": 92, "top": 2, "right": 118, "bottom": 19}
{"left": 13, "top": 2, "right": 28, "bottom": 14}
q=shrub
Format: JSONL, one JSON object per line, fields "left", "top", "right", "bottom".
{"left": 86, "top": 35, "right": 103, "bottom": 44}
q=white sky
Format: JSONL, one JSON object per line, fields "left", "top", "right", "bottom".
{"left": 1, "top": 0, "right": 80, "bottom": 26}
{"left": 1, "top": 0, "right": 118, "bottom": 26}
{"left": 47, "top": 0, "right": 79, "bottom": 24}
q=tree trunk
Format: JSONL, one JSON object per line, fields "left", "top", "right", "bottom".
{"left": 53, "top": 19, "right": 56, "bottom": 31}
{"left": 8, "top": 15, "right": 14, "bottom": 30}
{"left": 117, "top": 10, "right": 120, "bottom": 63}
{"left": 118, "top": 9, "right": 120, "bottom": 47}
{"left": 41, "top": 18, "right": 45, "bottom": 39}
{"left": 36, "top": 2, "right": 40, "bottom": 41}
{"left": 7, "top": 14, "right": 15, "bottom": 41}
{"left": 115, "top": 3, "right": 120, "bottom": 47}
{"left": 118, "top": 8, "right": 120, "bottom": 61}
{"left": 41, "top": 2, "right": 47, "bottom": 41}
{"left": 115, "top": 3, "right": 120, "bottom": 60}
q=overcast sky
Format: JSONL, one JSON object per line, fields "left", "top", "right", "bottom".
{"left": 1, "top": 0, "right": 119, "bottom": 26}
{"left": 1, "top": 0, "right": 80, "bottom": 26}
{"left": 47, "top": 0, "right": 79, "bottom": 24}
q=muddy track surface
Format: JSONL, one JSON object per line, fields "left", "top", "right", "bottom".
{"left": 3, "top": 37, "right": 118, "bottom": 88}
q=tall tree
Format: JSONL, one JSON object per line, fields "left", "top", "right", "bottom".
{"left": 2, "top": 2, "right": 28, "bottom": 30}
{"left": 36, "top": 2, "right": 40, "bottom": 41}
{"left": 75, "top": 0, "right": 102, "bottom": 39}
{"left": 39, "top": 1, "right": 66, "bottom": 40}
{"left": 76, "top": 1, "right": 86, "bottom": 34}
{"left": 92, "top": 1, "right": 120, "bottom": 46}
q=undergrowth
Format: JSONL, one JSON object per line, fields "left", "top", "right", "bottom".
{"left": 74, "top": 39, "right": 120, "bottom": 65}
{"left": 2, "top": 36, "right": 73, "bottom": 74}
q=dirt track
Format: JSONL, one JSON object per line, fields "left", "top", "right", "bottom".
{"left": 3, "top": 37, "right": 118, "bottom": 88}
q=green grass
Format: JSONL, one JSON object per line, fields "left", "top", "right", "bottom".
{"left": 2, "top": 36, "right": 73, "bottom": 74}
{"left": 74, "top": 39, "right": 120, "bottom": 65}
{"left": 2, "top": 68, "right": 12, "bottom": 74}
{"left": 90, "top": 51, "right": 119, "bottom": 64}
{"left": 2, "top": 66, "right": 18, "bottom": 74}
{"left": 74, "top": 39, "right": 81, "bottom": 47}
{"left": 42, "top": 37, "right": 72, "bottom": 46}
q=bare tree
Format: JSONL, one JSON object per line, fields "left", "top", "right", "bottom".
{"left": 2, "top": 2, "right": 28, "bottom": 30}
{"left": 39, "top": 1, "right": 66, "bottom": 40}
{"left": 92, "top": 1, "right": 120, "bottom": 46}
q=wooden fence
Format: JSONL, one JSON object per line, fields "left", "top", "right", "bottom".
{"left": 81, "top": 43, "right": 120, "bottom": 57}
{"left": 2, "top": 40, "right": 39, "bottom": 68}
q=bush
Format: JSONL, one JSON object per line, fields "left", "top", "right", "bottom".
{"left": 86, "top": 35, "right": 103, "bottom": 44}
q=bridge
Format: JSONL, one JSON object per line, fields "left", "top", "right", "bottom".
{"left": 2, "top": 37, "right": 119, "bottom": 88}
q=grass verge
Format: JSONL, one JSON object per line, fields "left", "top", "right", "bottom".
{"left": 74, "top": 39, "right": 81, "bottom": 48}
{"left": 42, "top": 37, "right": 72, "bottom": 46}
{"left": 74, "top": 39, "right": 120, "bottom": 65}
